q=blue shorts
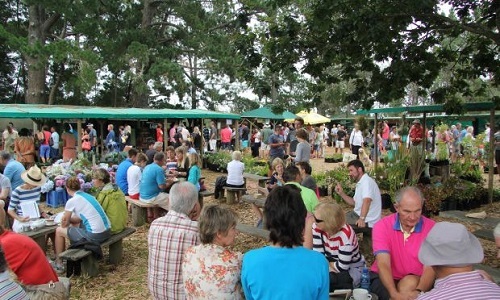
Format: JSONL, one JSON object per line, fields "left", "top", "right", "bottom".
{"left": 39, "top": 144, "right": 50, "bottom": 159}
{"left": 68, "top": 227, "right": 111, "bottom": 244}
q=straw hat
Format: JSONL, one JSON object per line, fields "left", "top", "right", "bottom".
{"left": 21, "top": 165, "right": 47, "bottom": 187}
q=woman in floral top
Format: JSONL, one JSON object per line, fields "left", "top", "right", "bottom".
{"left": 182, "top": 205, "right": 242, "bottom": 300}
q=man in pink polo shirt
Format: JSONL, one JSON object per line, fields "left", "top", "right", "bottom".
{"left": 370, "top": 186, "right": 435, "bottom": 300}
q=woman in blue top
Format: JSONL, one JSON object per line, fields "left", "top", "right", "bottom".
{"left": 187, "top": 152, "right": 201, "bottom": 191}
{"left": 241, "top": 185, "right": 329, "bottom": 300}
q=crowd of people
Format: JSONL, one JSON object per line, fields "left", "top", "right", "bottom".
{"left": 0, "top": 117, "right": 499, "bottom": 300}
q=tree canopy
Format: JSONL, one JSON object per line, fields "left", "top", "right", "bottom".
{"left": 0, "top": 0, "right": 497, "bottom": 114}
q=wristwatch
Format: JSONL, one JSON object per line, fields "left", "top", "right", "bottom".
{"left": 359, "top": 216, "right": 366, "bottom": 220}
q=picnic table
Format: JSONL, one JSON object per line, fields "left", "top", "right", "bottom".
{"left": 21, "top": 223, "right": 57, "bottom": 252}
{"left": 243, "top": 173, "right": 270, "bottom": 188}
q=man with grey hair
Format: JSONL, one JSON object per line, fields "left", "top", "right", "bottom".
{"left": 148, "top": 181, "right": 201, "bottom": 300}
{"left": 370, "top": 186, "right": 436, "bottom": 300}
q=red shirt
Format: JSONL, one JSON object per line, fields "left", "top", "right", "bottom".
{"left": 409, "top": 125, "right": 424, "bottom": 144}
{"left": 43, "top": 130, "right": 51, "bottom": 145}
{"left": 156, "top": 128, "right": 164, "bottom": 142}
{"left": 0, "top": 230, "right": 58, "bottom": 285}
{"left": 220, "top": 127, "right": 232, "bottom": 143}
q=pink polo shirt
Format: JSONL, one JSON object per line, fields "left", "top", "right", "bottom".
{"left": 370, "top": 213, "right": 435, "bottom": 280}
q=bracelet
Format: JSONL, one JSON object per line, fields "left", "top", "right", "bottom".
{"left": 359, "top": 216, "right": 366, "bottom": 220}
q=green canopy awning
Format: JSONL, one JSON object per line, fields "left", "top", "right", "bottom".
{"left": 356, "top": 102, "right": 496, "bottom": 115}
{"left": 241, "top": 107, "right": 296, "bottom": 120}
{"left": 0, "top": 104, "right": 240, "bottom": 120}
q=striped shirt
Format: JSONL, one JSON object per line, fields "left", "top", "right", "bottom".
{"left": 312, "top": 223, "right": 362, "bottom": 272}
{"left": 148, "top": 210, "right": 199, "bottom": 300}
{"left": 8, "top": 186, "right": 41, "bottom": 217}
{"left": 417, "top": 271, "right": 500, "bottom": 300}
{"left": 0, "top": 271, "right": 28, "bottom": 300}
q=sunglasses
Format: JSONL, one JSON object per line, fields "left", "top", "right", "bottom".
{"left": 313, "top": 215, "right": 323, "bottom": 223}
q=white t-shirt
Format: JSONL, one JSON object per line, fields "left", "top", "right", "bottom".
{"left": 65, "top": 192, "right": 110, "bottom": 233}
{"left": 226, "top": 160, "right": 245, "bottom": 185}
{"left": 353, "top": 174, "right": 382, "bottom": 227}
{"left": 127, "top": 164, "right": 142, "bottom": 196}
{"left": 51, "top": 132, "right": 60, "bottom": 149}
{"left": 254, "top": 131, "right": 261, "bottom": 143}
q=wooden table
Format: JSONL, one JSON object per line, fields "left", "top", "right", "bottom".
{"left": 243, "top": 173, "right": 270, "bottom": 188}
{"left": 21, "top": 224, "right": 57, "bottom": 252}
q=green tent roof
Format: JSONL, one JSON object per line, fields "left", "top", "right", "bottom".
{"left": 356, "top": 102, "right": 496, "bottom": 115}
{"left": 241, "top": 107, "right": 297, "bottom": 120}
{"left": 0, "top": 104, "right": 240, "bottom": 120}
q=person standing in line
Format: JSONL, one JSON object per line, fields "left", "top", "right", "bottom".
{"left": 14, "top": 128, "right": 36, "bottom": 169}
{"left": 156, "top": 123, "right": 164, "bottom": 144}
{"left": 38, "top": 125, "right": 51, "bottom": 164}
{"left": 169, "top": 123, "right": 178, "bottom": 147}
{"left": 105, "top": 124, "right": 117, "bottom": 153}
{"left": 336, "top": 125, "right": 347, "bottom": 154}
{"left": 209, "top": 121, "right": 218, "bottom": 152}
{"left": 87, "top": 123, "right": 97, "bottom": 152}
{"left": 268, "top": 125, "right": 286, "bottom": 163}
{"left": 2, "top": 124, "right": 18, "bottom": 155}
{"left": 349, "top": 123, "right": 364, "bottom": 159}
{"left": 61, "top": 124, "right": 77, "bottom": 162}
{"left": 50, "top": 126, "right": 60, "bottom": 160}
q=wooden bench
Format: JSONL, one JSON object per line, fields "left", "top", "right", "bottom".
{"left": 236, "top": 223, "right": 269, "bottom": 240}
{"left": 198, "top": 190, "right": 214, "bottom": 207}
{"left": 243, "top": 173, "right": 270, "bottom": 188}
{"left": 222, "top": 187, "right": 247, "bottom": 204}
{"left": 125, "top": 196, "right": 158, "bottom": 226}
{"left": 59, "top": 227, "right": 136, "bottom": 277}
{"left": 242, "top": 194, "right": 266, "bottom": 208}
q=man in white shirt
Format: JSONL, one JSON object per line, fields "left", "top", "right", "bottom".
{"left": 334, "top": 159, "right": 382, "bottom": 228}
{"left": 50, "top": 126, "right": 60, "bottom": 160}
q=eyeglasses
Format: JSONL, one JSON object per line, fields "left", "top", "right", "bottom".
{"left": 313, "top": 215, "right": 323, "bottom": 223}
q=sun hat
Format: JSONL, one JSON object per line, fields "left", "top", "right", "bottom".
{"left": 412, "top": 119, "right": 421, "bottom": 124}
{"left": 418, "top": 222, "right": 483, "bottom": 267}
{"left": 21, "top": 165, "right": 47, "bottom": 187}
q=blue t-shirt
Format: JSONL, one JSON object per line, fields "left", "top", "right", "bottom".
{"left": 115, "top": 158, "right": 133, "bottom": 194}
{"left": 4, "top": 159, "right": 25, "bottom": 191}
{"left": 187, "top": 165, "right": 201, "bottom": 190}
{"left": 140, "top": 163, "right": 166, "bottom": 200}
{"left": 268, "top": 133, "right": 285, "bottom": 158}
{"left": 242, "top": 246, "right": 329, "bottom": 300}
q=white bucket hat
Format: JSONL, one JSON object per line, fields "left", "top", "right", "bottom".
{"left": 21, "top": 165, "right": 47, "bottom": 187}
{"left": 419, "top": 222, "right": 483, "bottom": 267}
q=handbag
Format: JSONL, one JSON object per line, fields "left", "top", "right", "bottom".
{"left": 24, "top": 279, "right": 70, "bottom": 300}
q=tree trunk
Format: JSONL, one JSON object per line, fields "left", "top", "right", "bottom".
{"left": 26, "top": 5, "right": 47, "bottom": 104}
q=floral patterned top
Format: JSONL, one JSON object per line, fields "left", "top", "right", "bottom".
{"left": 183, "top": 243, "right": 243, "bottom": 300}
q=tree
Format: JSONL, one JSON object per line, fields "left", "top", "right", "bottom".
{"left": 297, "top": 0, "right": 499, "bottom": 112}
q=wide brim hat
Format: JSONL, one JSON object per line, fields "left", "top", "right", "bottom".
{"left": 419, "top": 222, "right": 483, "bottom": 267}
{"left": 21, "top": 165, "right": 47, "bottom": 187}
{"left": 412, "top": 119, "right": 421, "bottom": 124}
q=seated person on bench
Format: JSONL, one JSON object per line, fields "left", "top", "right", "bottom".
{"left": 92, "top": 168, "right": 128, "bottom": 234}
{"left": 225, "top": 151, "right": 245, "bottom": 202}
{"left": 54, "top": 176, "right": 111, "bottom": 273}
